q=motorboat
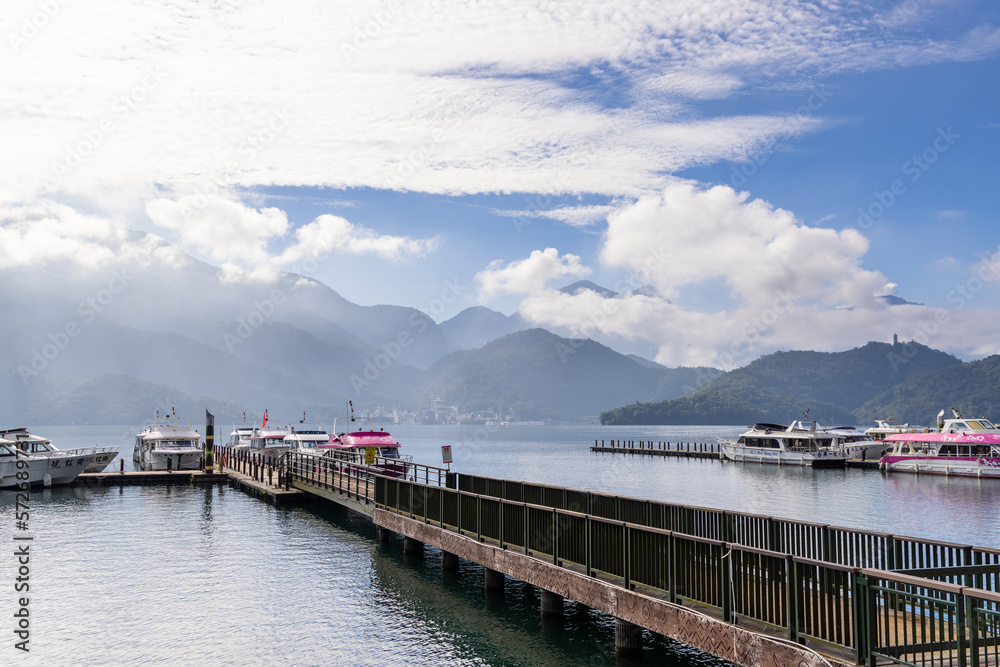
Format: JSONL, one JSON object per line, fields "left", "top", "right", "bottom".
{"left": 320, "top": 402, "right": 411, "bottom": 477}
{"left": 284, "top": 416, "right": 330, "bottom": 453}
{"left": 0, "top": 428, "right": 97, "bottom": 488}
{"left": 818, "top": 424, "right": 887, "bottom": 460}
{"left": 879, "top": 409, "right": 1000, "bottom": 477}
{"left": 246, "top": 418, "right": 292, "bottom": 458}
{"left": 865, "top": 417, "right": 927, "bottom": 442}
{"left": 719, "top": 419, "right": 854, "bottom": 467}
{"left": 133, "top": 413, "right": 203, "bottom": 471}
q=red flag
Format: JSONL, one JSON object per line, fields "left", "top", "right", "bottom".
{"left": 262, "top": 410, "right": 267, "bottom": 427}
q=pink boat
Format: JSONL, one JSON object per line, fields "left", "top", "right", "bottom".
{"left": 318, "top": 403, "right": 412, "bottom": 478}
{"left": 879, "top": 409, "right": 1000, "bottom": 477}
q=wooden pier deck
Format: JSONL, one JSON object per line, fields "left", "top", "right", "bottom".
{"left": 592, "top": 439, "right": 883, "bottom": 468}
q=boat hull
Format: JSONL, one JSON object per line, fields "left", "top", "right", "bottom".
{"left": 880, "top": 455, "right": 1000, "bottom": 477}
{"left": 138, "top": 450, "right": 203, "bottom": 471}
{"left": 1, "top": 453, "right": 95, "bottom": 488}
{"left": 722, "top": 444, "right": 849, "bottom": 468}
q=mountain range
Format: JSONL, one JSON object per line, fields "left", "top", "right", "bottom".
{"left": 4, "top": 233, "right": 996, "bottom": 429}
{"left": 0, "top": 237, "right": 710, "bottom": 425}
{"left": 600, "top": 340, "right": 1000, "bottom": 428}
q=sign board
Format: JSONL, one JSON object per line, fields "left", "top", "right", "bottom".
{"left": 441, "top": 445, "right": 453, "bottom": 464}
{"left": 364, "top": 447, "right": 376, "bottom": 465}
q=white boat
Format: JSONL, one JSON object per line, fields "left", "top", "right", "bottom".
{"left": 720, "top": 420, "right": 854, "bottom": 467}
{"left": 247, "top": 422, "right": 292, "bottom": 458}
{"left": 865, "top": 417, "right": 927, "bottom": 442}
{"left": 818, "top": 424, "right": 886, "bottom": 460}
{"left": 133, "top": 415, "right": 203, "bottom": 471}
{"left": 0, "top": 428, "right": 97, "bottom": 488}
{"left": 880, "top": 410, "right": 1000, "bottom": 477}
{"left": 284, "top": 418, "right": 329, "bottom": 453}
{"left": 227, "top": 425, "right": 255, "bottom": 450}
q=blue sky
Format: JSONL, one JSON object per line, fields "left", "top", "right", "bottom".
{"left": 2, "top": 0, "right": 999, "bottom": 368}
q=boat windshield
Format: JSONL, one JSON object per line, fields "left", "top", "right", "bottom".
{"left": 0, "top": 444, "right": 14, "bottom": 456}
{"left": 158, "top": 440, "right": 197, "bottom": 449}
{"left": 380, "top": 447, "right": 399, "bottom": 458}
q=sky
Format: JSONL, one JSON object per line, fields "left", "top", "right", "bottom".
{"left": 2, "top": 0, "right": 999, "bottom": 369}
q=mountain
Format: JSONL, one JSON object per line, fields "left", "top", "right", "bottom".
{"left": 558, "top": 280, "right": 618, "bottom": 298}
{"left": 419, "top": 328, "right": 714, "bottom": 421}
{"left": 601, "top": 341, "right": 963, "bottom": 425}
{"left": 856, "top": 355, "right": 1000, "bottom": 425}
{"left": 438, "top": 306, "right": 530, "bottom": 350}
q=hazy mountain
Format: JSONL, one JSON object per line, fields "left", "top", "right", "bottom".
{"left": 419, "top": 328, "right": 712, "bottom": 421}
{"left": 438, "top": 306, "right": 530, "bottom": 349}
{"left": 601, "top": 341, "right": 962, "bottom": 425}
{"left": 878, "top": 294, "right": 924, "bottom": 306}
{"left": 558, "top": 280, "right": 618, "bottom": 298}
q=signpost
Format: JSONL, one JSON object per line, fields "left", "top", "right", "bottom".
{"left": 441, "top": 445, "right": 452, "bottom": 470}
{"left": 205, "top": 409, "right": 214, "bottom": 472}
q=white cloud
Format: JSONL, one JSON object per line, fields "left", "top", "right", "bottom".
{"left": 0, "top": 201, "right": 163, "bottom": 271}
{"left": 476, "top": 248, "right": 591, "bottom": 300}
{"left": 601, "top": 181, "right": 889, "bottom": 309}
{"left": 145, "top": 195, "right": 289, "bottom": 267}
{"left": 277, "top": 214, "right": 441, "bottom": 262}
{"left": 2, "top": 0, "right": 996, "bottom": 208}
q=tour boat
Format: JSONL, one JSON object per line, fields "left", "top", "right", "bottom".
{"left": 133, "top": 413, "right": 203, "bottom": 471}
{"left": 246, "top": 421, "right": 292, "bottom": 458}
{"left": 864, "top": 417, "right": 926, "bottom": 442}
{"left": 80, "top": 445, "right": 121, "bottom": 472}
{"left": 817, "top": 424, "right": 887, "bottom": 460}
{"left": 879, "top": 410, "right": 1000, "bottom": 477}
{"left": 0, "top": 428, "right": 97, "bottom": 488}
{"left": 284, "top": 417, "right": 330, "bottom": 453}
{"left": 321, "top": 402, "right": 411, "bottom": 477}
{"left": 720, "top": 420, "right": 854, "bottom": 467}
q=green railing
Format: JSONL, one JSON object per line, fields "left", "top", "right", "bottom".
{"left": 278, "top": 456, "right": 1000, "bottom": 666}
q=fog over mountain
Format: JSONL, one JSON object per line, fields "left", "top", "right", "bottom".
{"left": 1, "top": 230, "right": 712, "bottom": 424}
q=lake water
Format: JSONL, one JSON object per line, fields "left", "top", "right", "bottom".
{"left": 4, "top": 423, "right": 1000, "bottom": 666}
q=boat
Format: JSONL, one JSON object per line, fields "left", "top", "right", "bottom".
{"left": 0, "top": 428, "right": 98, "bottom": 488}
{"left": 246, "top": 412, "right": 292, "bottom": 457}
{"left": 818, "top": 424, "right": 887, "bottom": 460}
{"left": 719, "top": 419, "right": 854, "bottom": 467}
{"left": 284, "top": 415, "right": 330, "bottom": 453}
{"left": 865, "top": 417, "right": 927, "bottom": 442}
{"left": 320, "top": 402, "right": 412, "bottom": 477}
{"left": 227, "top": 412, "right": 257, "bottom": 451}
{"left": 80, "top": 445, "right": 121, "bottom": 473}
{"left": 879, "top": 409, "right": 1000, "bottom": 477}
{"left": 132, "top": 413, "right": 203, "bottom": 471}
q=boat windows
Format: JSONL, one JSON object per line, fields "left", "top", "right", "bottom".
{"left": 0, "top": 444, "right": 14, "bottom": 456}
{"left": 380, "top": 447, "right": 399, "bottom": 458}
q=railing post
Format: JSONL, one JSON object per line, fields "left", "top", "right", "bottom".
{"left": 499, "top": 499, "right": 505, "bottom": 548}
{"left": 476, "top": 495, "right": 482, "bottom": 542}
{"left": 552, "top": 508, "right": 558, "bottom": 566}
{"left": 851, "top": 572, "right": 873, "bottom": 666}
{"left": 786, "top": 555, "right": 800, "bottom": 644}
{"left": 623, "top": 525, "right": 630, "bottom": 590}
{"left": 524, "top": 504, "right": 529, "bottom": 556}
{"left": 585, "top": 516, "right": 592, "bottom": 577}
{"left": 720, "top": 544, "right": 732, "bottom": 623}
{"left": 960, "top": 591, "right": 976, "bottom": 667}
{"left": 668, "top": 533, "right": 677, "bottom": 603}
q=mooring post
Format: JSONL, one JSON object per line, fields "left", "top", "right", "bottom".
{"left": 441, "top": 551, "right": 459, "bottom": 572}
{"left": 205, "top": 409, "right": 214, "bottom": 473}
{"left": 539, "top": 589, "right": 564, "bottom": 616}
{"left": 484, "top": 567, "right": 504, "bottom": 591}
{"left": 614, "top": 618, "right": 643, "bottom": 655}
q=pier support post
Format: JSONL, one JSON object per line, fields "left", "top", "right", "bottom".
{"left": 376, "top": 527, "right": 393, "bottom": 543}
{"left": 539, "top": 589, "right": 564, "bottom": 616}
{"left": 614, "top": 618, "right": 643, "bottom": 655}
{"left": 403, "top": 536, "right": 424, "bottom": 555}
{"left": 484, "top": 567, "right": 505, "bottom": 591}
{"left": 441, "top": 550, "right": 459, "bottom": 572}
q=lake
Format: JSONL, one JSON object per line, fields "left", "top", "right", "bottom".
{"left": 4, "top": 423, "right": 1000, "bottom": 666}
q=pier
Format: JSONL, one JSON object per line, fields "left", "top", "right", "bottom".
{"left": 85, "top": 447, "right": 1000, "bottom": 666}
{"left": 592, "top": 439, "right": 883, "bottom": 469}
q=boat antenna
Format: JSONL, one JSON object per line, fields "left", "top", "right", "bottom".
{"left": 951, "top": 407, "right": 962, "bottom": 419}
{"left": 803, "top": 409, "right": 810, "bottom": 420}
{"left": 349, "top": 400, "right": 355, "bottom": 422}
